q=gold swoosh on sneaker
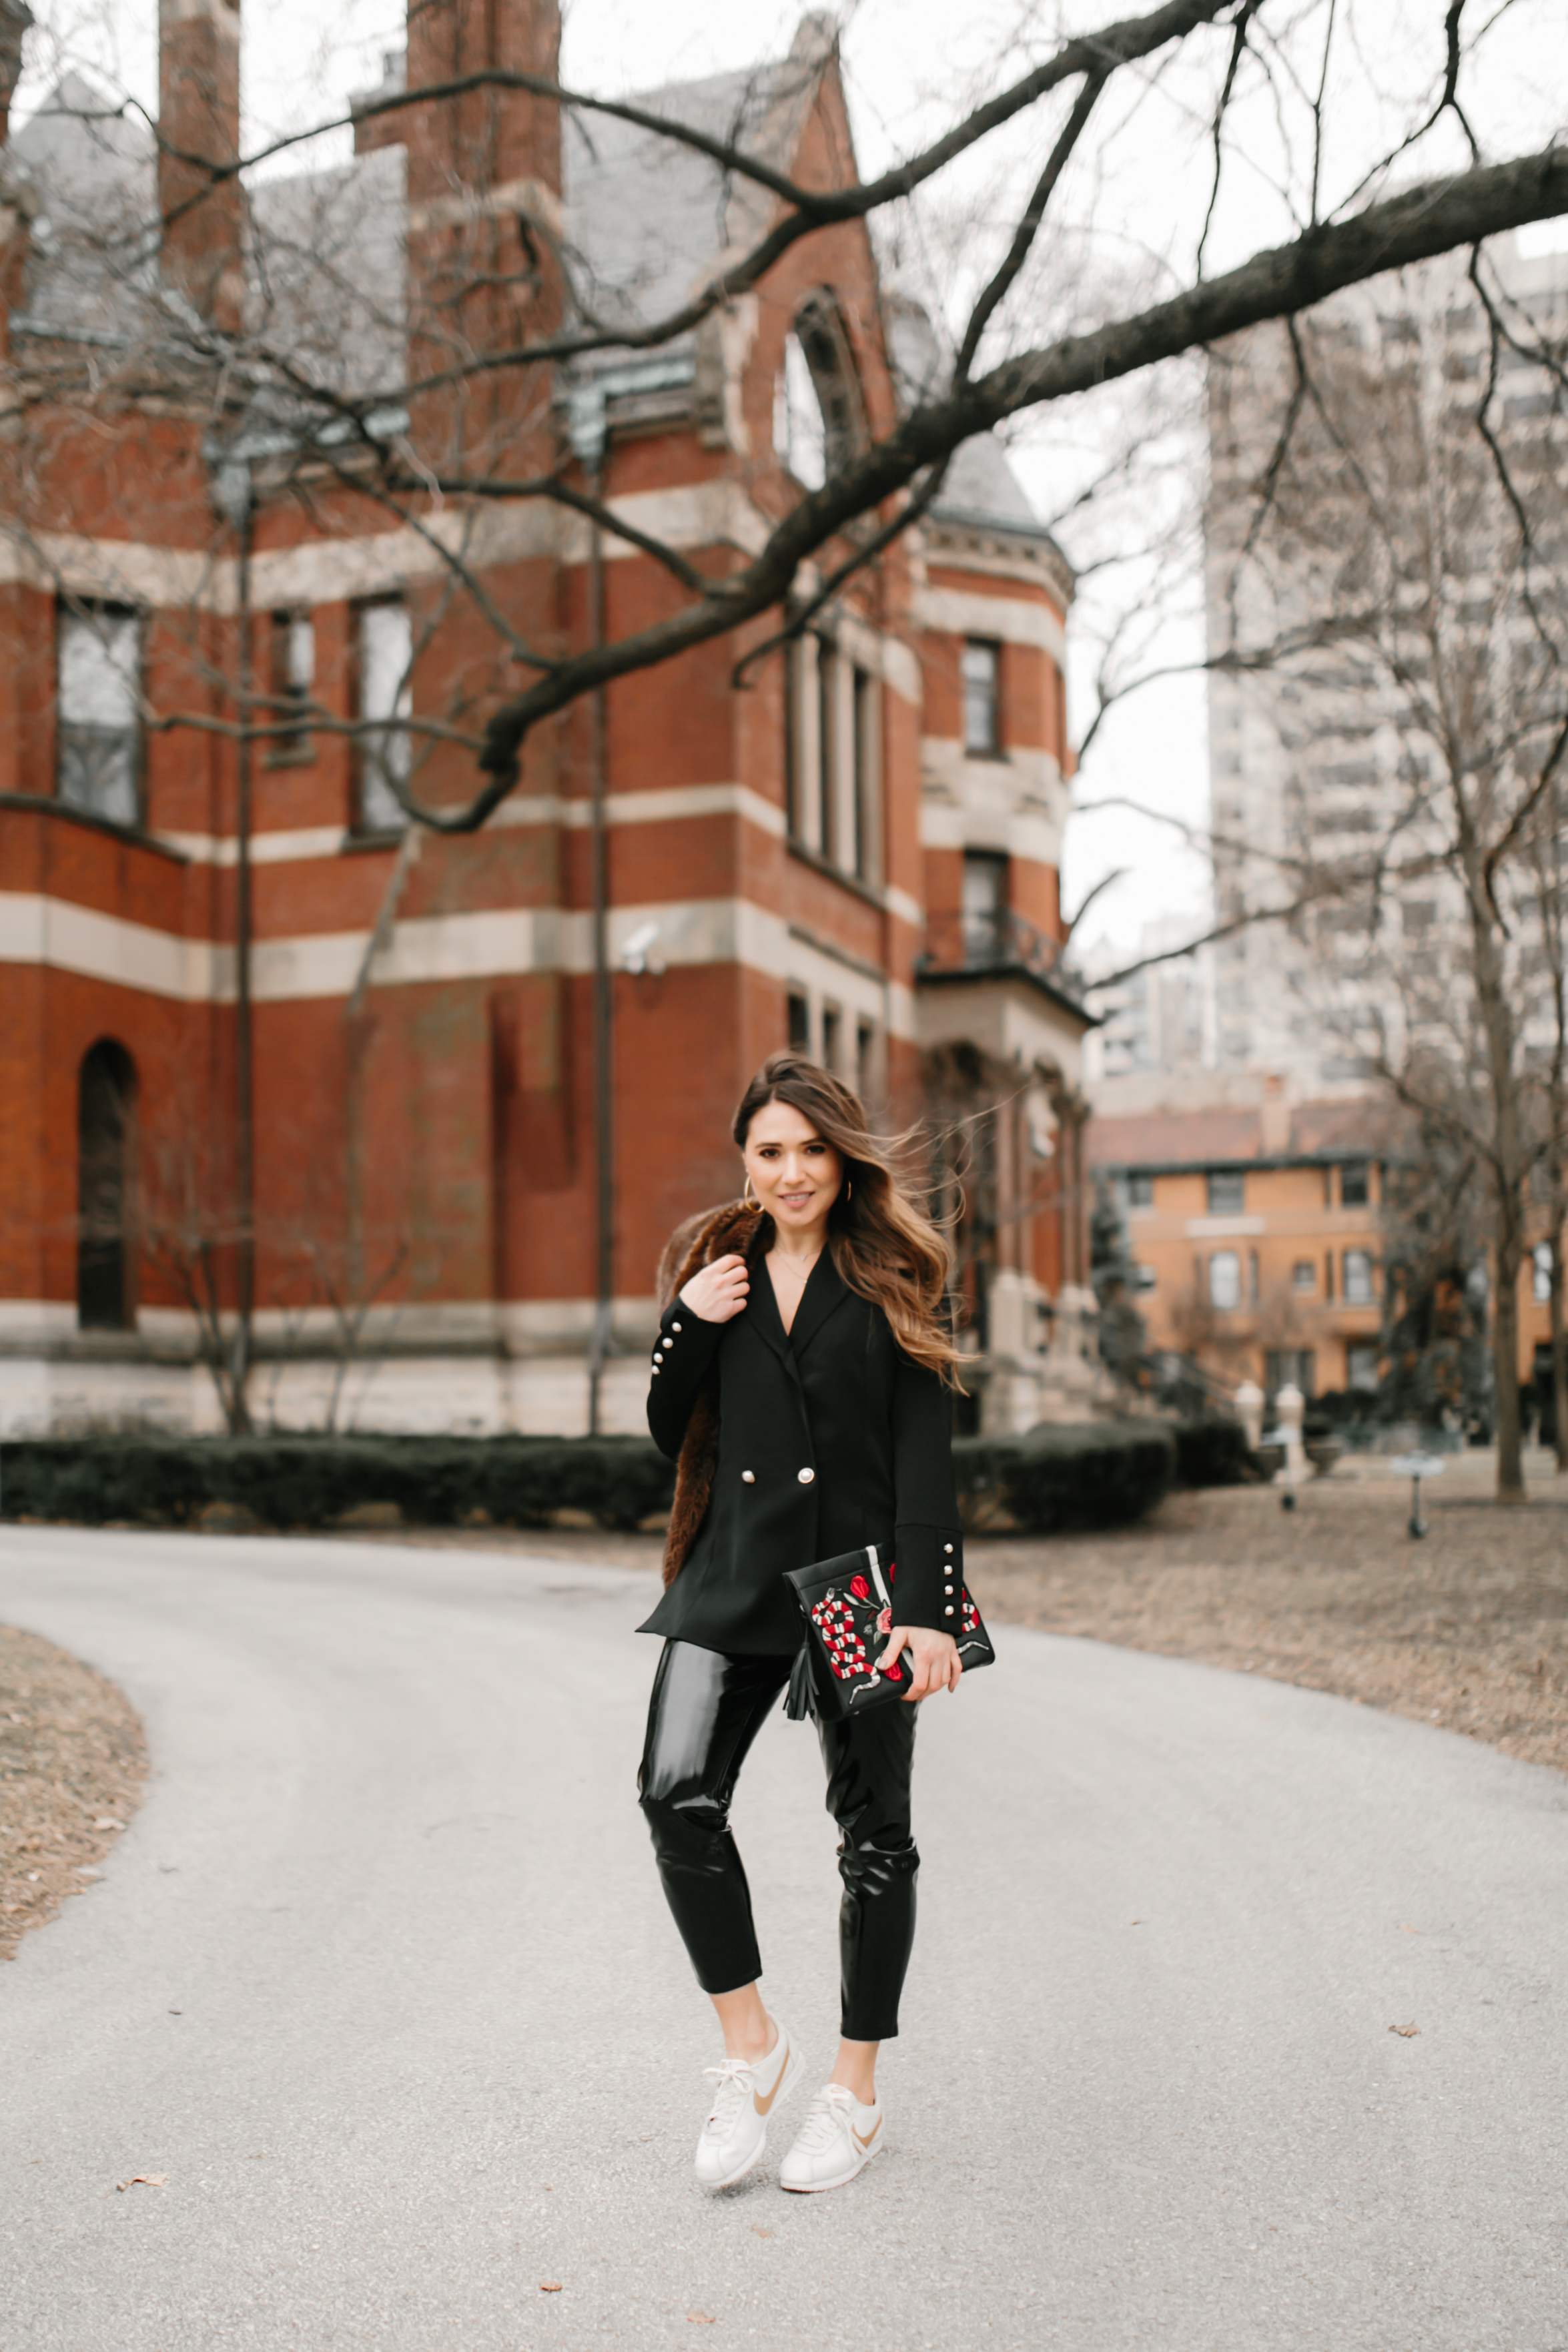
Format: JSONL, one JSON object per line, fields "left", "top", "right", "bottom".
{"left": 853, "top": 2117, "right": 881, "bottom": 2150}
{"left": 753, "top": 2055, "right": 789, "bottom": 2116}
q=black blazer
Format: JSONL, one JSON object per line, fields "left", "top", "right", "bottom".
{"left": 640, "top": 1242, "right": 965, "bottom": 1655}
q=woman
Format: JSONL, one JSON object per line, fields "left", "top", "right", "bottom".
{"left": 639, "top": 1050, "right": 965, "bottom": 2195}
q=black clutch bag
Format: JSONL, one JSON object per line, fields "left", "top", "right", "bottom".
{"left": 782, "top": 1541, "right": 995, "bottom": 1720}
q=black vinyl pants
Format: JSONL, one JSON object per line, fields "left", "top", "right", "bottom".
{"left": 638, "top": 1640, "right": 919, "bottom": 2042}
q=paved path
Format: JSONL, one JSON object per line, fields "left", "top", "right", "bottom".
{"left": 2, "top": 1526, "right": 1565, "bottom": 2351}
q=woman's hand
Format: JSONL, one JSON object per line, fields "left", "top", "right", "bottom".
{"left": 679, "top": 1253, "right": 751, "bottom": 1324}
{"left": 880, "top": 1626, "right": 962, "bottom": 1701}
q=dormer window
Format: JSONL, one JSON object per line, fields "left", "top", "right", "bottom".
{"left": 773, "top": 294, "right": 862, "bottom": 490}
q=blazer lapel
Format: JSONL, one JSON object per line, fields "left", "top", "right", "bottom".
{"left": 745, "top": 1235, "right": 801, "bottom": 1379}
{"left": 787, "top": 1246, "right": 851, "bottom": 1360}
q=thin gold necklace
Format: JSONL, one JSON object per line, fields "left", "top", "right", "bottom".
{"left": 772, "top": 1245, "right": 821, "bottom": 1286}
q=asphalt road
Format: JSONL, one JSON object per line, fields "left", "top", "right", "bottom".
{"left": 2, "top": 1525, "right": 1565, "bottom": 2351}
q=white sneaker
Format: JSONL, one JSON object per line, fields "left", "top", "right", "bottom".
{"left": 779, "top": 2082, "right": 885, "bottom": 2193}
{"left": 693, "top": 2018, "right": 802, "bottom": 2189}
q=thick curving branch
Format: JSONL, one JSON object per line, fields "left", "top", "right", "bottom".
{"left": 392, "top": 139, "right": 1568, "bottom": 837}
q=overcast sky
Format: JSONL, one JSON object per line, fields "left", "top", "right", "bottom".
{"left": 15, "top": 0, "right": 1567, "bottom": 955}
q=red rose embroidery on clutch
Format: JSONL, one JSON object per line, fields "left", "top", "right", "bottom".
{"left": 849, "top": 1575, "right": 869, "bottom": 1600}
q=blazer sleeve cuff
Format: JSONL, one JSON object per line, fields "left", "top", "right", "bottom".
{"left": 658, "top": 1298, "right": 723, "bottom": 1365}
{"left": 646, "top": 1300, "right": 723, "bottom": 1454}
{"left": 892, "top": 1520, "right": 964, "bottom": 1632}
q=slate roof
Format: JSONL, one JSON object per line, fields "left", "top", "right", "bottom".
{"left": 3, "top": 24, "right": 1046, "bottom": 542}
{"left": 884, "top": 294, "right": 1050, "bottom": 542}
{"left": 1088, "top": 1099, "right": 1398, "bottom": 1172}
{"left": 7, "top": 71, "right": 157, "bottom": 343}
{"left": 248, "top": 144, "right": 406, "bottom": 396}
{"left": 561, "top": 49, "right": 819, "bottom": 348}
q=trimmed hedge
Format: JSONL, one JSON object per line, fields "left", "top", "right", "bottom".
{"left": 1, "top": 1420, "right": 1180, "bottom": 1537}
{"left": 953, "top": 1419, "right": 1175, "bottom": 1534}
{"left": 1172, "top": 1413, "right": 1257, "bottom": 1489}
{"left": 0, "top": 1433, "right": 676, "bottom": 1533}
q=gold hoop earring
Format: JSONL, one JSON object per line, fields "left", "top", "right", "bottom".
{"left": 743, "top": 1173, "right": 758, "bottom": 1208}
{"left": 845, "top": 1177, "right": 853, "bottom": 1201}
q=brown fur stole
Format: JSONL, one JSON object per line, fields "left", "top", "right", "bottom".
{"left": 656, "top": 1197, "right": 767, "bottom": 1587}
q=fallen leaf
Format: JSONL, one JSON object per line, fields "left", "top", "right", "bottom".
{"left": 688, "top": 2317, "right": 716, "bottom": 2327}
{"left": 116, "top": 2174, "right": 167, "bottom": 2191}
{"left": 540, "top": 2283, "right": 562, "bottom": 2294}
{"left": 752, "top": 2227, "right": 771, "bottom": 2239}
{"left": 1397, "top": 1924, "right": 1422, "bottom": 1935}
{"left": 1389, "top": 2022, "right": 1421, "bottom": 2038}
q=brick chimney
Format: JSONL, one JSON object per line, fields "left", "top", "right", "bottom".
{"left": 0, "top": 0, "right": 33, "bottom": 145}
{"left": 403, "top": 0, "right": 562, "bottom": 434}
{"left": 405, "top": 0, "right": 560, "bottom": 218}
{"left": 158, "top": 0, "right": 244, "bottom": 330}
{"left": 0, "top": 0, "right": 35, "bottom": 360}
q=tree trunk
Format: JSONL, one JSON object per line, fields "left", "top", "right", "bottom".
{"left": 1491, "top": 1209, "right": 1525, "bottom": 1499}
{"left": 1464, "top": 842, "right": 1527, "bottom": 1503}
{"left": 1551, "top": 1219, "right": 1568, "bottom": 1472}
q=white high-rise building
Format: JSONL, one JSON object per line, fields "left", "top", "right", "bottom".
{"left": 1202, "top": 236, "right": 1568, "bottom": 1094}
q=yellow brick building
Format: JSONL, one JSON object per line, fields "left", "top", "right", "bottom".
{"left": 1089, "top": 1087, "right": 1560, "bottom": 1405}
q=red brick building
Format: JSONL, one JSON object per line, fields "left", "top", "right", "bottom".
{"left": 0, "top": 5, "right": 1094, "bottom": 1438}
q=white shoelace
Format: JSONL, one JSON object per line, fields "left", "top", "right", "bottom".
{"left": 701, "top": 2057, "right": 754, "bottom": 2131}
{"left": 791, "top": 2084, "right": 857, "bottom": 2151}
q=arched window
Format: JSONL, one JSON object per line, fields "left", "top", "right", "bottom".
{"left": 773, "top": 294, "right": 863, "bottom": 490}
{"left": 77, "top": 1040, "right": 137, "bottom": 1330}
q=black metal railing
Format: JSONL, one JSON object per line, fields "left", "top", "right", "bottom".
{"left": 917, "top": 907, "right": 1087, "bottom": 1002}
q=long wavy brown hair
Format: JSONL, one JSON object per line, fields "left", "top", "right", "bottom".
{"left": 733, "top": 1052, "right": 963, "bottom": 1386}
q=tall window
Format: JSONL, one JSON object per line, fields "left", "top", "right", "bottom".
{"left": 821, "top": 1003, "right": 843, "bottom": 1075}
{"left": 1343, "top": 1248, "right": 1375, "bottom": 1304}
{"left": 817, "top": 640, "right": 837, "bottom": 863}
{"left": 773, "top": 294, "right": 861, "bottom": 490}
{"left": 356, "top": 599, "right": 412, "bottom": 832}
{"left": 961, "top": 639, "right": 1001, "bottom": 755}
{"left": 1536, "top": 1243, "right": 1555, "bottom": 1304}
{"left": 1206, "top": 1168, "right": 1246, "bottom": 1214}
{"left": 851, "top": 665, "right": 878, "bottom": 882}
{"left": 856, "top": 1018, "right": 877, "bottom": 1103}
{"left": 787, "top": 990, "right": 810, "bottom": 1052}
{"left": 57, "top": 603, "right": 141, "bottom": 825}
{"left": 785, "top": 634, "right": 880, "bottom": 883}
{"left": 1208, "top": 1250, "right": 1241, "bottom": 1310}
{"left": 1292, "top": 1258, "right": 1316, "bottom": 1292}
{"left": 1128, "top": 1172, "right": 1154, "bottom": 1210}
{"left": 77, "top": 1040, "right": 136, "bottom": 1330}
{"left": 1266, "top": 1348, "right": 1315, "bottom": 1395}
{"left": 1340, "top": 1161, "right": 1370, "bottom": 1207}
{"left": 775, "top": 331, "right": 827, "bottom": 489}
{"left": 961, "top": 850, "right": 1008, "bottom": 961}
{"left": 268, "top": 611, "right": 315, "bottom": 761}
{"left": 1346, "top": 1343, "right": 1379, "bottom": 1391}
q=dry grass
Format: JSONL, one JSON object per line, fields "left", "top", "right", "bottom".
{"left": 965, "top": 1451, "right": 1568, "bottom": 1774}
{"left": 0, "top": 1624, "right": 147, "bottom": 1962}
